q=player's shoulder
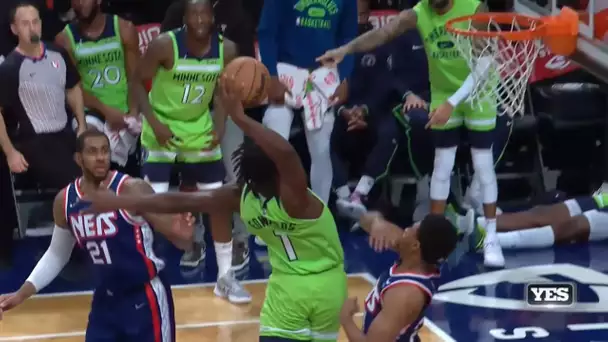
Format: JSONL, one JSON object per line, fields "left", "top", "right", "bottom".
{"left": 120, "top": 176, "right": 154, "bottom": 194}
{"left": 53, "top": 184, "right": 73, "bottom": 207}
{"left": 0, "top": 50, "right": 25, "bottom": 73}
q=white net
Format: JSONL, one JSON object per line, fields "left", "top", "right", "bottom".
{"left": 449, "top": 17, "right": 544, "bottom": 117}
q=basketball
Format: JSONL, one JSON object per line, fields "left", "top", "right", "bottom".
{"left": 223, "top": 57, "right": 270, "bottom": 107}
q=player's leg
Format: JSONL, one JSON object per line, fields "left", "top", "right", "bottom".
{"left": 496, "top": 196, "right": 607, "bottom": 249}
{"left": 263, "top": 105, "right": 296, "bottom": 139}
{"left": 221, "top": 116, "right": 250, "bottom": 270}
{"left": 259, "top": 274, "right": 314, "bottom": 341}
{"left": 85, "top": 293, "right": 120, "bottom": 341}
{"left": 429, "top": 125, "right": 461, "bottom": 214}
{"left": 309, "top": 268, "right": 348, "bottom": 342}
{"left": 180, "top": 159, "right": 252, "bottom": 304}
{"left": 465, "top": 105, "right": 503, "bottom": 267}
{"left": 304, "top": 111, "right": 335, "bottom": 203}
{"left": 338, "top": 113, "right": 400, "bottom": 219}
{"left": 122, "top": 276, "right": 176, "bottom": 342}
{"left": 331, "top": 111, "right": 352, "bottom": 203}
{"left": 464, "top": 114, "right": 512, "bottom": 215}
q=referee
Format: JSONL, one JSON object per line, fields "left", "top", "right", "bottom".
{"left": 0, "top": 1, "right": 86, "bottom": 264}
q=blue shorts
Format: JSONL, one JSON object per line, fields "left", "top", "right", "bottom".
{"left": 85, "top": 276, "right": 176, "bottom": 342}
{"left": 142, "top": 159, "right": 226, "bottom": 185}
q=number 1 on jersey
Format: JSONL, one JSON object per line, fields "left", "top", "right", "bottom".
{"left": 274, "top": 231, "right": 298, "bottom": 261}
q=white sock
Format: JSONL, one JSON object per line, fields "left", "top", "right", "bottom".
{"left": 497, "top": 226, "right": 555, "bottom": 249}
{"left": 336, "top": 185, "right": 351, "bottom": 199}
{"left": 214, "top": 240, "right": 233, "bottom": 277}
{"left": 354, "top": 175, "right": 374, "bottom": 196}
{"left": 485, "top": 218, "right": 497, "bottom": 235}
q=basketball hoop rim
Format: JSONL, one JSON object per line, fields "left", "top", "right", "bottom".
{"left": 446, "top": 7, "right": 580, "bottom": 55}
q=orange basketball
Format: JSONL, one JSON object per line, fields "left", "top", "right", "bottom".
{"left": 223, "top": 57, "right": 270, "bottom": 107}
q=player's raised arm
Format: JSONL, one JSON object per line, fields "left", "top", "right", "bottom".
{"left": 340, "top": 285, "right": 427, "bottom": 342}
{"left": 218, "top": 76, "right": 314, "bottom": 218}
{"left": 316, "top": 9, "right": 417, "bottom": 66}
{"left": 360, "top": 212, "right": 405, "bottom": 252}
{"left": 0, "top": 189, "right": 76, "bottom": 315}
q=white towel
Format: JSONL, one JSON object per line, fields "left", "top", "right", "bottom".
{"left": 304, "top": 66, "right": 340, "bottom": 131}
{"left": 103, "top": 116, "right": 142, "bottom": 167}
{"left": 276, "top": 62, "right": 309, "bottom": 108}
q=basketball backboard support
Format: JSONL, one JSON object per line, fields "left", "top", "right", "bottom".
{"left": 514, "top": 0, "right": 608, "bottom": 84}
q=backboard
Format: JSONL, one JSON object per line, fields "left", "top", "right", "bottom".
{"left": 514, "top": 0, "right": 608, "bottom": 84}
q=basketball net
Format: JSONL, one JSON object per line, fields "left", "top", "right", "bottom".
{"left": 450, "top": 18, "right": 544, "bottom": 117}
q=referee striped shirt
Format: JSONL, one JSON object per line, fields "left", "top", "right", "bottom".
{"left": 0, "top": 42, "right": 80, "bottom": 138}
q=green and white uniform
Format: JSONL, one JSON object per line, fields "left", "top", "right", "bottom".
{"left": 414, "top": 0, "right": 496, "bottom": 131}
{"left": 142, "top": 28, "right": 223, "bottom": 164}
{"left": 240, "top": 186, "right": 347, "bottom": 341}
{"left": 63, "top": 15, "right": 129, "bottom": 113}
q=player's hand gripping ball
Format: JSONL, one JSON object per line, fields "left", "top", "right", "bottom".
{"left": 222, "top": 57, "right": 270, "bottom": 108}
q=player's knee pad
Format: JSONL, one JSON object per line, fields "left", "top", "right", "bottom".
{"left": 306, "top": 112, "right": 335, "bottom": 158}
{"left": 263, "top": 105, "right": 294, "bottom": 138}
{"left": 583, "top": 210, "right": 608, "bottom": 241}
{"left": 470, "top": 148, "right": 497, "bottom": 203}
{"left": 430, "top": 147, "right": 457, "bottom": 200}
{"left": 431, "top": 147, "right": 457, "bottom": 182}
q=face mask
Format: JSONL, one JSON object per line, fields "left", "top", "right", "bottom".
{"left": 30, "top": 34, "right": 41, "bottom": 43}
{"left": 429, "top": 0, "right": 449, "bottom": 10}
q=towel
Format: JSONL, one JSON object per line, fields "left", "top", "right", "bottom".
{"left": 273, "top": 63, "right": 340, "bottom": 131}
{"left": 103, "top": 116, "right": 142, "bottom": 167}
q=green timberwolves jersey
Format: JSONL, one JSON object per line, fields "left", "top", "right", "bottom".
{"left": 240, "top": 186, "right": 344, "bottom": 275}
{"left": 148, "top": 29, "right": 223, "bottom": 123}
{"left": 64, "top": 15, "right": 128, "bottom": 113}
{"left": 414, "top": 0, "right": 480, "bottom": 94}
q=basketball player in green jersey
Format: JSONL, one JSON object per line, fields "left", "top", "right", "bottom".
{"left": 82, "top": 77, "right": 348, "bottom": 342}
{"left": 133, "top": 0, "right": 252, "bottom": 303}
{"left": 55, "top": 0, "right": 140, "bottom": 131}
{"left": 317, "top": 0, "right": 505, "bottom": 268}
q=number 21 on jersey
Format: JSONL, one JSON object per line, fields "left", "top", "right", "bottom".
{"left": 86, "top": 240, "right": 112, "bottom": 264}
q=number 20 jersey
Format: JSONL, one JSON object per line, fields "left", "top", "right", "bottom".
{"left": 64, "top": 171, "right": 165, "bottom": 291}
{"left": 363, "top": 265, "right": 436, "bottom": 342}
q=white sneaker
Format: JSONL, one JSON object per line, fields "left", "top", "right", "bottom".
{"left": 254, "top": 236, "right": 267, "bottom": 246}
{"left": 336, "top": 196, "right": 367, "bottom": 220}
{"left": 483, "top": 234, "right": 505, "bottom": 268}
{"left": 214, "top": 270, "right": 252, "bottom": 304}
{"left": 179, "top": 243, "right": 206, "bottom": 268}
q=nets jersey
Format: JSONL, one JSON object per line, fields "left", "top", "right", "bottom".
{"left": 64, "top": 171, "right": 165, "bottom": 291}
{"left": 363, "top": 264, "right": 436, "bottom": 342}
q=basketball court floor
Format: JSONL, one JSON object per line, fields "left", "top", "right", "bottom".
{"left": 2, "top": 1, "right": 608, "bottom": 341}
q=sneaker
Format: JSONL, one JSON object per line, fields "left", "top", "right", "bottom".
{"left": 231, "top": 239, "right": 250, "bottom": 271}
{"left": 593, "top": 182, "right": 608, "bottom": 196}
{"left": 180, "top": 242, "right": 206, "bottom": 267}
{"left": 336, "top": 193, "right": 367, "bottom": 220}
{"left": 483, "top": 233, "right": 505, "bottom": 268}
{"left": 214, "top": 270, "right": 252, "bottom": 304}
{"left": 254, "top": 236, "right": 267, "bottom": 246}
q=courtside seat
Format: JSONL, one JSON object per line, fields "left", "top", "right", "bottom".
{"left": 10, "top": 172, "right": 58, "bottom": 238}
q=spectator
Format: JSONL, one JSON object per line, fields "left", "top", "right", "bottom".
{"left": 0, "top": 1, "right": 86, "bottom": 266}
{"left": 258, "top": 0, "right": 357, "bottom": 203}
{"left": 332, "top": 1, "right": 429, "bottom": 219}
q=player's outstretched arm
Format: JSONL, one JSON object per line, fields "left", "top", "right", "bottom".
{"left": 219, "top": 77, "right": 315, "bottom": 218}
{"left": 317, "top": 9, "right": 417, "bottom": 65}
{"left": 341, "top": 286, "right": 426, "bottom": 342}
{"left": 360, "top": 212, "right": 405, "bottom": 252}
{"left": 83, "top": 181, "right": 241, "bottom": 215}
{"left": 1, "top": 189, "right": 76, "bottom": 315}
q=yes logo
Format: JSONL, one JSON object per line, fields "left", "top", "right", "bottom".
{"left": 434, "top": 263, "right": 608, "bottom": 312}
{"left": 526, "top": 283, "right": 576, "bottom": 306}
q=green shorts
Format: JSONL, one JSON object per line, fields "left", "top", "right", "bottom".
{"left": 430, "top": 92, "right": 497, "bottom": 132}
{"left": 140, "top": 112, "right": 221, "bottom": 163}
{"left": 260, "top": 266, "right": 347, "bottom": 341}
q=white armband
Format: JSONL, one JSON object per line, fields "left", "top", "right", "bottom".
{"left": 447, "top": 55, "right": 492, "bottom": 107}
{"left": 25, "top": 226, "right": 76, "bottom": 292}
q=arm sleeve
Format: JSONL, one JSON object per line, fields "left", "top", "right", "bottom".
{"left": 257, "top": 0, "right": 280, "bottom": 76}
{"left": 25, "top": 226, "right": 76, "bottom": 292}
{"left": 0, "top": 63, "right": 16, "bottom": 108}
{"left": 447, "top": 55, "right": 492, "bottom": 107}
{"left": 58, "top": 46, "right": 80, "bottom": 89}
{"left": 336, "top": 0, "right": 357, "bottom": 80}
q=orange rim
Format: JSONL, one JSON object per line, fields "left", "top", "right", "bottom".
{"left": 446, "top": 7, "right": 580, "bottom": 56}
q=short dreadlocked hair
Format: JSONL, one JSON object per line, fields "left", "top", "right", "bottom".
{"left": 232, "top": 139, "right": 278, "bottom": 193}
